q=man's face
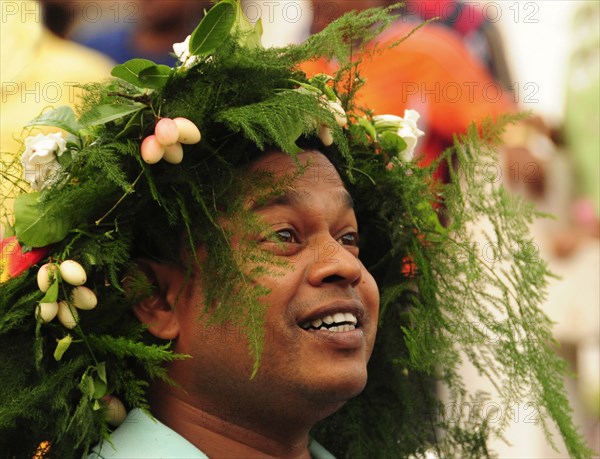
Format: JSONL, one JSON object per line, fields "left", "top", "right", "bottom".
{"left": 169, "top": 150, "right": 379, "bottom": 428}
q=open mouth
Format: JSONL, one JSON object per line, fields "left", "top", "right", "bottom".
{"left": 299, "top": 312, "right": 358, "bottom": 332}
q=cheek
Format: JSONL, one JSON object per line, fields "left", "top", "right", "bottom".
{"left": 257, "top": 260, "right": 303, "bottom": 313}
{"left": 360, "top": 269, "right": 380, "bottom": 348}
{"left": 362, "top": 269, "right": 380, "bottom": 314}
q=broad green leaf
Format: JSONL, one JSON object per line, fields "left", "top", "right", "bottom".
{"left": 85, "top": 373, "right": 95, "bottom": 398}
{"left": 111, "top": 58, "right": 157, "bottom": 87}
{"left": 14, "top": 193, "right": 72, "bottom": 247}
{"left": 80, "top": 103, "right": 146, "bottom": 127}
{"left": 357, "top": 117, "right": 377, "bottom": 140}
{"left": 26, "top": 106, "right": 82, "bottom": 135}
{"left": 41, "top": 280, "right": 59, "bottom": 303}
{"left": 53, "top": 334, "right": 73, "bottom": 361}
{"left": 379, "top": 131, "right": 407, "bottom": 155}
{"left": 96, "top": 362, "right": 107, "bottom": 384}
{"left": 234, "top": 0, "right": 262, "bottom": 48}
{"left": 56, "top": 149, "right": 73, "bottom": 168}
{"left": 93, "top": 377, "right": 107, "bottom": 399}
{"left": 189, "top": 1, "right": 236, "bottom": 56}
{"left": 251, "top": 18, "right": 264, "bottom": 48}
{"left": 139, "top": 65, "right": 172, "bottom": 89}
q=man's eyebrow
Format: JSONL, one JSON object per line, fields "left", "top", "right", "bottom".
{"left": 250, "top": 188, "right": 354, "bottom": 211}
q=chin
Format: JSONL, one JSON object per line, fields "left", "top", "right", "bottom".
{"left": 305, "top": 363, "right": 369, "bottom": 408}
{"left": 311, "top": 377, "right": 368, "bottom": 423}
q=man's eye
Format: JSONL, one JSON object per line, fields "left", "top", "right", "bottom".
{"left": 338, "top": 232, "right": 359, "bottom": 247}
{"left": 274, "top": 229, "right": 299, "bottom": 243}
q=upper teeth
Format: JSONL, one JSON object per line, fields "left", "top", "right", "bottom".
{"left": 302, "top": 312, "right": 358, "bottom": 331}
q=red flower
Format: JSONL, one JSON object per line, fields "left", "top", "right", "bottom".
{"left": 0, "top": 236, "right": 49, "bottom": 283}
{"left": 401, "top": 256, "right": 417, "bottom": 278}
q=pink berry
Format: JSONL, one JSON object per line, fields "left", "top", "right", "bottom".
{"left": 154, "top": 118, "right": 179, "bottom": 146}
{"left": 141, "top": 135, "right": 165, "bottom": 164}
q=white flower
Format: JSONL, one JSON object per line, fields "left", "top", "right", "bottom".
{"left": 20, "top": 132, "right": 67, "bottom": 190}
{"left": 373, "top": 109, "right": 425, "bottom": 160}
{"left": 173, "top": 35, "right": 198, "bottom": 69}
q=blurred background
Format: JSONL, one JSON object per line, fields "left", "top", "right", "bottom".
{"left": 1, "top": 1, "right": 598, "bottom": 457}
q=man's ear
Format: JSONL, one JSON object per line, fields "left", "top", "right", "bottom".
{"left": 131, "top": 260, "right": 183, "bottom": 340}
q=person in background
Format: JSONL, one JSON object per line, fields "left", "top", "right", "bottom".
{"left": 308, "top": 0, "right": 516, "bottom": 184}
{"left": 0, "top": 0, "right": 113, "bottom": 164}
{"left": 399, "top": 0, "right": 514, "bottom": 91}
{"left": 546, "top": 1, "right": 600, "bottom": 261}
{"left": 73, "top": 0, "right": 211, "bottom": 65}
{"left": 307, "top": 0, "right": 551, "bottom": 198}
{"left": 38, "top": 0, "right": 77, "bottom": 38}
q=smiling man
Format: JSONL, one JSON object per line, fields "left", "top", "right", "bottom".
{"left": 96, "top": 150, "right": 380, "bottom": 458}
{"left": 0, "top": 2, "right": 588, "bottom": 458}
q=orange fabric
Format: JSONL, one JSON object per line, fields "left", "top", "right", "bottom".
{"left": 301, "top": 22, "right": 515, "bottom": 171}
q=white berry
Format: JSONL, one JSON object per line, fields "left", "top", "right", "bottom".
{"left": 59, "top": 260, "right": 86, "bottom": 286}
{"left": 319, "top": 125, "right": 334, "bottom": 146}
{"left": 57, "top": 300, "right": 79, "bottom": 329}
{"left": 163, "top": 142, "right": 184, "bottom": 164}
{"left": 37, "top": 263, "right": 57, "bottom": 292}
{"left": 173, "top": 117, "right": 201, "bottom": 144}
{"left": 71, "top": 286, "right": 98, "bottom": 310}
{"left": 36, "top": 302, "right": 59, "bottom": 323}
{"left": 104, "top": 395, "right": 127, "bottom": 426}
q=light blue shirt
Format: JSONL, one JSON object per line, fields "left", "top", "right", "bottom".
{"left": 89, "top": 409, "right": 208, "bottom": 458}
{"left": 89, "top": 408, "right": 335, "bottom": 459}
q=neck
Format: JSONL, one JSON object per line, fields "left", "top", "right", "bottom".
{"left": 149, "top": 382, "right": 313, "bottom": 459}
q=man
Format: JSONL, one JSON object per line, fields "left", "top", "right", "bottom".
{"left": 0, "top": 2, "right": 588, "bottom": 458}
{"left": 88, "top": 150, "right": 379, "bottom": 458}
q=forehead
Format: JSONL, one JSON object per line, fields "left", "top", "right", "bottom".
{"left": 248, "top": 150, "right": 344, "bottom": 187}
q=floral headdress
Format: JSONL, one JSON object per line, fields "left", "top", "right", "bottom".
{"left": 0, "top": 2, "right": 591, "bottom": 458}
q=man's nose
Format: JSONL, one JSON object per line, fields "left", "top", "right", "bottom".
{"left": 305, "top": 237, "right": 362, "bottom": 287}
